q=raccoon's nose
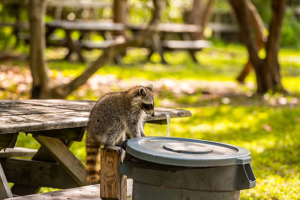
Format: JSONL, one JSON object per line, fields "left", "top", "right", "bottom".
{"left": 151, "top": 113, "right": 155, "bottom": 117}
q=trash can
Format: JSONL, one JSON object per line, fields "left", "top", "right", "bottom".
{"left": 120, "top": 137, "right": 256, "bottom": 200}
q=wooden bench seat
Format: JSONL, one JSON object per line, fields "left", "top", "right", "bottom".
{"left": 0, "top": 148, "right": 37, "bottom": 158}
{"left": 77, "top": 40, "right": 114, "bottom": 50}
{"left": 162, "top": 40, "right": 211, "bottom": 51}
{"left": 159, "top": 40, "right": 211, "bottom": 63}
{"left": 5, "top": 179, "right": 133, "bottom": 200}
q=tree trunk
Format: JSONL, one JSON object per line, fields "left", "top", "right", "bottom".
{"left": 228, "top": 0, "right": 267, "bottom": 92}
{"left": 184, "top": 0, "right": 203, "bottom": 40}
{"left": 228, "top": 0, "right": 286, "bottom": 94}
{"left": 34, "top": 0, "right": 164, "bottom": 99}
{"left": 200, "top": 0, "right": 215, "bottom": 39}
{"left": 184, "top": 0, "right": 215, "bottom": 40}
{"left": 236, "top": 0, "right": 266, "bottom": 83}
{"left": 113, "top": 0, "right": 127, "bottom": 36}
{"left": 28, "top": 0, "right": 49, "bottom": 99}
{"left": 265, "top": 0, "right": 287, "bottom": 91}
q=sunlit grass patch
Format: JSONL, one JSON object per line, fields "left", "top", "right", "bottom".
{"left": 145, "top": 105, "right": 300, "bottom": 199}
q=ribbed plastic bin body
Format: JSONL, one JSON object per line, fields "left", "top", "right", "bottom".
{"left": 121, "top": 137, "right": 256, "bottom": 200}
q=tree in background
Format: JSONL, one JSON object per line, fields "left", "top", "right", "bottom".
{"left": 113, "top": 0, "right": 127, "bottom": 37}
{"left": 228, "top": 0, "right": 287, "bottom": 93}
{"left": 184, "top": 0, "right": 215, "bottom": 40}
{"left": 29, "top": 0, "right": 164, "bottom": 99}
{"left": 235, "top": 0, "right": 266, "bottom": 84}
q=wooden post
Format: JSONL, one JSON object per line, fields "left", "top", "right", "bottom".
{"left": 100, "top": 148, "right": 127, "bottom": 200}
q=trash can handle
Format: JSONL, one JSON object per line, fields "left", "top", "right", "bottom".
{"left": 236, "top": 156, "right": 252, "bottom": 164}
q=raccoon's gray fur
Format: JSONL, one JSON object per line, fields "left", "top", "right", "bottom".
{"left": 86, "top": 85, "right": 154, "bottom": 184}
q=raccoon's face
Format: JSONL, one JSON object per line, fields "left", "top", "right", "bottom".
{"left": 139, "top": 85, "right": 155, "bottom": 117}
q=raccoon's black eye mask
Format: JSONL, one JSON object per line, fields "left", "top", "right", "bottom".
{"left": 142, "top": 103, "right": 154, "bottom": 110}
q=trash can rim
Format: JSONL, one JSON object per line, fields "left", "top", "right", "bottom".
{"left": 126, "top": 137, "right": 252, "bottom": 167}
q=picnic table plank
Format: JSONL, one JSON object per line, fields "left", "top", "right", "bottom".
{"left": 127, "top": 23, "right": 202, "bottom": 33}
{"left": 4, "top": 179, "right": 133, "bottom": 200}
{"left": 46, "top": 21, "right": 125, "bottom": 32}
{"left": 0, "top": 147, "right": 37, "bottom": 158}
{"left": 0, "top": 100, "right": 191, "bottom": 134}
{"left": 162, "top": 40, "right": 211, "bottom": 50}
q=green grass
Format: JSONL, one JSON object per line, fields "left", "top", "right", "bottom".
{"left": 3, "top": 43, "right": 300, "bottom": 198}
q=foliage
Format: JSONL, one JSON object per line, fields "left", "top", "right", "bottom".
{"left": 281, "top": 9, "right": 300, "bottom": 49}
{"left": 252, "top": 0, "right": 300, "bottom": 49}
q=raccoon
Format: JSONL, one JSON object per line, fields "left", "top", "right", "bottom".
{"left": 86, "top": 84, "right": 154, "bottom": 184}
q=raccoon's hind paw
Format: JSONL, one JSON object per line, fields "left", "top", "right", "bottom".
{"left": 104, "top": 145, "right": 123, "bottom": 156}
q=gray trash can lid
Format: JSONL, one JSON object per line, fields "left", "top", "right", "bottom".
{"left": 126, "top": 137, "right": 251, "bottom": 167}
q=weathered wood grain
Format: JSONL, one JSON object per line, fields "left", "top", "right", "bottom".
{"left": 0, "top": 147, "right": 37, "bottom": 158}
{"left": 0, "top": 100, "right": 191, "bottom": 134}
{"left": 100, "top": 148, "right": 127, "bottom": 200}
{"left": 120, "top": 173, "right": 127, "bottom": 200}
{"left": 100, "top": 149, "right": 119, "bottom": 199}
{"left": 4, "top": 179, "right": 133, "bottom": 200}
{"left": 30, "top": 127, "right": 85, "bottom": 142}
{"left": 1, "top": 158, "right": 79, "bottom": 189}
{"left": 34, "top": 136, "right": 88, "bottom": 186}
{"left": 0, "top": 163, "right": 13, "bottom": 199}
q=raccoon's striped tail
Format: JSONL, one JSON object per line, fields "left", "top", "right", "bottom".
{"left": 86, "top": 141, "right": 101, "bottom": 184}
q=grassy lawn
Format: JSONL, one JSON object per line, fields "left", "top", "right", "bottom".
{"left": 2, "top": 43, "right": 300, "bottom": 199}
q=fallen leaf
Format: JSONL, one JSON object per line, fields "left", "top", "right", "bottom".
{"left": 262, "top": 124, "right": 272, "bottom": 132}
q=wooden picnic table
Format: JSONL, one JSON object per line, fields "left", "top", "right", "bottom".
{"left": 127, "top": 23, "right": 210, "bottom": 64}
{"left": 46, "top": 20, "right": 125, "bottom": 63}
{"left": 0, "top": 99, "right": 191, "bottom": 199}
{"left": 45, "top": 20, "right": 210, "bottom": 64}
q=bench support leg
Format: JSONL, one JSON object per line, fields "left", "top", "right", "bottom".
{"left": 100, "top": 148, "right": 127, "bottom": 200}
{"left": 11, "top": 140, "right": 77, "bottom": 196}
{"left": 0, "top": 163, "right": 13, "bottom": 199}
{"left": 10, "top": 145, "right": 58, "bottom": 195}
{"left": 189, "top": 50, "right": 199, "bottom": 63}
{"left": 34, "top": 136, "right": 87, "bottom": 186}
{"left": 65, "top": 30, "right": 86, "bottom": 63}
{"left": 151, "top": 34, "right": 167, "bottom": 65}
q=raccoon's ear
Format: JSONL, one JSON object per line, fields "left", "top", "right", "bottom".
{"left": 139, "top": 87, "right": 146, "bottom": 96}
{"left": 148, "top": 84, "right": 153, "bottom": 91}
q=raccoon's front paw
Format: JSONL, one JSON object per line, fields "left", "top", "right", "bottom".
{"left": 121, "top": 140, "right": 127, "bottom": 151}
